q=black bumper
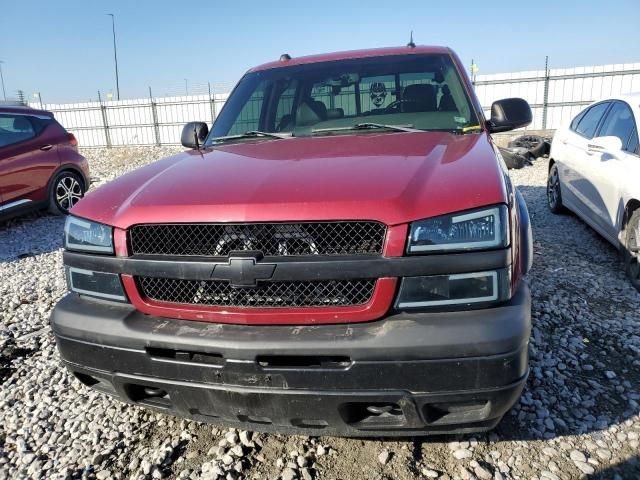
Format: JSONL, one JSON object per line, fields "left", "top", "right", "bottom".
{"left": 50, "top": 284, "right": 531, "bottom": 437}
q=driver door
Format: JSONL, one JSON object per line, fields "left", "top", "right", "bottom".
{"left": 557, "top": 101, "right": 612, "bottom": 235}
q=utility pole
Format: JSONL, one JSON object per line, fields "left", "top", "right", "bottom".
{"left": 184, "top": 78, "right": 188, "bottom": 96}
{"left": 107, "top": 14, "right": 120, "bottom": 100}
{"left": 470, "top": 59, "right": 479, "bottom": 85}
{"left": 0, "top": 61, "right": 6, "bottom": 101}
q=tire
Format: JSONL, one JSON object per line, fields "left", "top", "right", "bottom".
{"left": 508, "top": 135, "right": 546, "bottom": 159}
{"left": 623, "top": 209, "right": 640, "bottom": 292}
{"left": 499, "top": 147, "right": 526, "bottom": 169}
{"left": 48, "top": 170, "right": 85, "bottom": 215}
{"left": 546, "top": 163, "right": 565, "bottom": 214}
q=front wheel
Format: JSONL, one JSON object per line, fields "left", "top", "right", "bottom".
{"left": 49, "top": 171, "right": 85, "bottom": 215}
{"left": 624, "top": 210, "right": 640, "bottom": 292}
{"left": 547, "top": 163, "right": 564, "bottom": 214}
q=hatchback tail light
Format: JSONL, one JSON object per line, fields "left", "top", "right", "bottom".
{"left": 68, "top": 133, "right": 78, "bottom": 147}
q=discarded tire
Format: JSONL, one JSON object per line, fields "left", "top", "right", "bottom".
{"left": 499, "top": 146, "right": 528, "bottom": 170}
{"left": 508, "top": 135, "right": 546, "bottom": 159}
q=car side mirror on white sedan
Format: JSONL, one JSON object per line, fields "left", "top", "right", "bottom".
{"left": 587, "top": 136, "right": 623, "bottom": 159}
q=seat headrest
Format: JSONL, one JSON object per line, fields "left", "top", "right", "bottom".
{"left": 326, "top": 108, "right": 344, "bottom": 119}
{"left": 296, "top": 100, "right": 327, "bottom": 127}
{"left": 402, "top": 84, "right": 437, "bottom": 112}
{"left": 12, "top": 116, "right": 32, "bottom": 131}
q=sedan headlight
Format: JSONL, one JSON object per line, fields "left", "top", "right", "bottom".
{"left": 64, "top": 216, "right": 114, "bottom": 254}
{"left": 407, "top": 205, "right": 508, "bottom": 253}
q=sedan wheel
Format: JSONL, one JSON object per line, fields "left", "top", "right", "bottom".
{"left": 49, "top": 171, "right": 85, "bottom": 215}
{"left": 625, "top": 211, "right": 640, "bottom": 292}
{"left": 547, "top": 164, "right": 564, "bottom": 214}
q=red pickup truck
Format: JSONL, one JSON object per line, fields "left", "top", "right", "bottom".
{"left": 51, "top": 45, "right": 533, "bottom": 436}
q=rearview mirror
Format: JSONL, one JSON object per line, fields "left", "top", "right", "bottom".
{"left": 588, "top": 136, "right": 623, "bottom": 158}
{"left": 181, "top": 122, "right": 209, "bottom": 149}
{"left": 488, "top": 98, "right": 532, "bottom": 133}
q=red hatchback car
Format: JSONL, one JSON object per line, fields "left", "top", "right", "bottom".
{"left": 0, "top": 105, "right": 89, "bottom": 219}
{"left": 52, "top": 46, "right": 533, "bottom": 436}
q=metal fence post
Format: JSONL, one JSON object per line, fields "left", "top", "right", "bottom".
{"left": 208, "top": 82, "right": 216, "bottom": 124}
{"left": 149, "top": 87, "right": 161, "bottom": 146}
{"left": 98, "top": 91, "right": 112, "bottom": 148}
{"left": 542, "top": 56, "right": 550, "bottom": 130}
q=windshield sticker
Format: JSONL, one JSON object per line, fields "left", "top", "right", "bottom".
{"left": 370, "top": 83, "right": 387, "bottom": 107}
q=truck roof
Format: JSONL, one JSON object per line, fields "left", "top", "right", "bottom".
{"left": 249, "top": 45, "right": 452, "bottom": 72}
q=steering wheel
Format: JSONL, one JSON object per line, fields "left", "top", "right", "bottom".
{"left": 384, "top": 99, "right": 419, "bottom": 113}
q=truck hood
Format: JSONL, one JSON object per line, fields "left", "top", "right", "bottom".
{"left": 72, "top": 132, "right": 507, "bottom": 229}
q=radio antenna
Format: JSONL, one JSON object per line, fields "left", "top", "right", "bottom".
{"left": 407, "top": 31, "right": 416, "bottom": 48}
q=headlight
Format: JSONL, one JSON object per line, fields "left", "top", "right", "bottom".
{"left": 64, "top": 216, "right": 114, "bottom": 254}
{"left": 407, "top": 205, "right": 508, "bottom": 253}
{"left": 396, "top": 269, "right": 511, "bottom": 309}
{"left": 66, "top": 267, "right": 127, "bottom": 302}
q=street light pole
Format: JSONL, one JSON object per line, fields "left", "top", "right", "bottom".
{"left": 0, "top": 61, "right": 6, "bottom": 101}
{"left": 107, "top": 14, "right": 120, "bottom": 100}
{"left": 184, "top": 78, "right": 188, "bottom": 96}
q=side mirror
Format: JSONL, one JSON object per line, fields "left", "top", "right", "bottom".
{"left": 488, "top": 98, "right": 532, "bottom": 133}
{"left": 181, "top": 121, "right": 209, "bottom": 149}
{"left": 588, "top": 136, "right": 623, "bottom": 158}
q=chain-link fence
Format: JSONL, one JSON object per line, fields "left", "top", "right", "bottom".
{"left": 473, "top": 59, "right": 640, "bottom": 130}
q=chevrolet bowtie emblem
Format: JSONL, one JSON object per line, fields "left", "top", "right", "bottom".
{"left": 211, "top": 257, "right": 276, "bottom": 287}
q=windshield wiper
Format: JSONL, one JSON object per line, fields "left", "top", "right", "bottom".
{"left": 211, "top": 130, "right": 290, "bottom": 142}
{"left": 312, "top": 123, "right": 421, "bottom": 134}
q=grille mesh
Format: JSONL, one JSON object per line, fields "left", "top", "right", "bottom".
{"left": 130, "top": 222, "right": 386, "bottom": 257}
{"left": 137, "top": 277, "right": 376, "bottom": 308}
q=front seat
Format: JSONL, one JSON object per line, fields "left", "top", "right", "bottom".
{"left": 296, "top": 99, "right": 328, "bottom": 127}
{"left": 438, "top": 85, "right": 457, "bottom": 111}
{"left": 402, "top": 84, "right": 437, "bottom": 112}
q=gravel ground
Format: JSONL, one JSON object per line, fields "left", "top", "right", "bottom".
{"left": 1, "top": 147, "right": 639, "bottom": 480}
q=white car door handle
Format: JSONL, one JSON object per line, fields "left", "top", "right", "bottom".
{"left": 587, "top": 144, "right": 604, "bottom": 156}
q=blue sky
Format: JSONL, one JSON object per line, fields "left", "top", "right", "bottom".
{"left": 1, "top": 0, "right": 639, "bottom": 103}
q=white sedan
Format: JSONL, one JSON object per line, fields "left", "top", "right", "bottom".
{"left": 548, "top": 93, "right": 640, "bottom": 291}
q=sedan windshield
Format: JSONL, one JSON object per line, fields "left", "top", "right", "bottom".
{"left": 207, "top": 53, "right": 479, "bottom": 143}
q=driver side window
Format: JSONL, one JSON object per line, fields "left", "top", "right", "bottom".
{"left": 597, "top": 101, "right": 637, "bottom": 153}
{"left": 574, "top": 102, "right": 610, "bottom": 139}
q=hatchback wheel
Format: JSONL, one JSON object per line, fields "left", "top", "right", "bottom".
{"left": 624, "top": 210, "right": 640, "bottom": 292}
{"left": 547, "top": 163, "right": 564, "bottom": 214}
{"left": 49, "top": 171, "right": 85, "bottom": 215}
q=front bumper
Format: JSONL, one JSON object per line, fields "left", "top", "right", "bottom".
{"left": 50, "top": 284, "right": 531, "bottom": 437}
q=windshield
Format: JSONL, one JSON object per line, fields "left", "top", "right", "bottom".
{"left": 207, "top": 54, "right": 479, "bottom": 143}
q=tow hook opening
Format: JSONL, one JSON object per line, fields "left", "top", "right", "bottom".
{"left": 339, "top": 402, "right": 406, "bottom": 428}
{"left": 125, "top": 383, "right": 171, "bottom": 408}
{"left": 422, "top": 400, "right": 491, "bottom": 424}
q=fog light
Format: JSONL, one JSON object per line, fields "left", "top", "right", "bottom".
{"left": 66, "top": 267, "right": 127, "bottom": 302}
{"left": 396, "top": 270, "right": 508, "bottom": 309}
